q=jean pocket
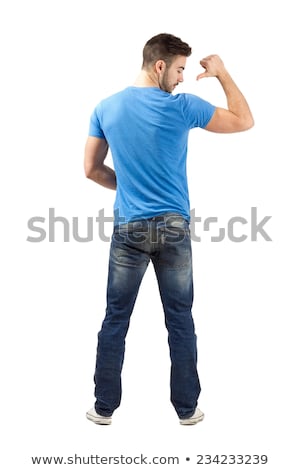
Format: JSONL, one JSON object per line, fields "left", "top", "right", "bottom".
{"left": 160, "top": 226, "right": 190, "bottom": 245}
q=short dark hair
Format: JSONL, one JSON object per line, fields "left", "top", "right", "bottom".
{"left": 142, "top": 33, "right": 192, "bottom": 68}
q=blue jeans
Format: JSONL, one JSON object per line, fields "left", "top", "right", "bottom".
{"left": 94, "top": 213, "right": 201, "bottom": 419}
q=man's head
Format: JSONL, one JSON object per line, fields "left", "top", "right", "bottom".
{"left": 142, "top": 33, "right": 192, "bottom": 93}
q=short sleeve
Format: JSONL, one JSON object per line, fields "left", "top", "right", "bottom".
{"left": 88, "top": 106, "right": 106, "bottom": 139}
{"left": 182, "top": 93, "right": 216, "bottom": 129}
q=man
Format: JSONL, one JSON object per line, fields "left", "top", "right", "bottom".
{"left": 84, "top": 33, "right": 254, "bottom": 426}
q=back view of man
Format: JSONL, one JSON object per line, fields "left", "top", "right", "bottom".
{"left": 84, "top": 33, "right": 254, "bottom": 425}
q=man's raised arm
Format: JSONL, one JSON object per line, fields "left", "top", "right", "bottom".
{"left": 198, "top": 54, "right": 254, "bottom": 133}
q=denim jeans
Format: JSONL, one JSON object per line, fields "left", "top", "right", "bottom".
{"left": 93, "top": 213, "right": 201, "bottom": 419}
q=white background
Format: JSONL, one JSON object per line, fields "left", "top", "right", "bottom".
{"left": 0, "top": 0, "right": 299, "bottom": 468}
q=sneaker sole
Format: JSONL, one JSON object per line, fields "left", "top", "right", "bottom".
{"left": 180, "top": 413, "right": 205, "bottom": 425}
{"left": 86, "top": 412, "right": 112, "bottom": 425}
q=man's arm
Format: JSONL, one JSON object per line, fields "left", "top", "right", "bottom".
{"left": 84, "top": 136, "right": 116, "bottom": 190}
{"left": 197, "top": 55, "right": 254, "bottom": 133}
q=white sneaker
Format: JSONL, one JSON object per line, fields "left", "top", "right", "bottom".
{"left": 86, "top": 407, "right": 112, "bottom": 425}
{"left": 179, "top": 408, "right": 204, "bottom": 425}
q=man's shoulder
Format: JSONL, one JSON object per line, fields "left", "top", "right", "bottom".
{"left": 94, "top": 87, "right": 131, "bottom": 108}
{"left": 175, "top": 92, "right": 201, "bottom": 101}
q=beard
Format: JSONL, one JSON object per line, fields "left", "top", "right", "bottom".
{"left": 158, "top": 70, "right": 176, "bottom": 94}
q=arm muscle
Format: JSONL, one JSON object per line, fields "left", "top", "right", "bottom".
{"left": 84, "top": 136, "right": 116, "bottom": 190}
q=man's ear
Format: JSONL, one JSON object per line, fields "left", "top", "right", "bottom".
{"left": 155, "top": 60, "right": 166, "bottom": 74}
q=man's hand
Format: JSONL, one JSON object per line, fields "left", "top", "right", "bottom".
{"left": 196, "top": 54, "right": 254, "bottom": 133}
{"left": 196, "top": 54, "right": 226, "bottom": 80}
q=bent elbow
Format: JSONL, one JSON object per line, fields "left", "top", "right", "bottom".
{"left": 84, "top": 166, "right": 92, "bottom": 179}
{"left": 84, "top": 160, "right": 96, "bottom": 179}
{"left": 245, "top": 116, "right": 255, "bottom": 130}
{"left": 239, "top": 115, "right": 255, "bottom": 132}
{"left": 84, "top": 167, "right": 96, "bottom": 181}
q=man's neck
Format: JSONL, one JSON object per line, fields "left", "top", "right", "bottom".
{"left": 133, "top": 70, "right": 159, "bottom": 88}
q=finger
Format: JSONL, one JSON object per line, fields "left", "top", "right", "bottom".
{"left": 201, "top": 54, "right": 217, "bottom": 61}
{"left": 196, "top": 72, "right": 208, "bottom": 80}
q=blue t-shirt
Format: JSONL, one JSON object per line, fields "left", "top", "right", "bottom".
{"left": 89, "top": 86, "right": 215, "bottom": 224}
